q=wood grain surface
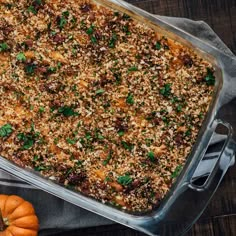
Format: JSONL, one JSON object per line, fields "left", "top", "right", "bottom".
{"left": 49, "top": 1, "right": 236, "bottom": 235}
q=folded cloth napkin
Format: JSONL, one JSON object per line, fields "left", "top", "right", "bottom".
{"left": 0, "top": 15, "right": 235, "bottom": 236}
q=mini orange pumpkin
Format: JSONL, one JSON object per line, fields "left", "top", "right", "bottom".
{"left": 0, "top": 195, "right": 39, "bottom": 236}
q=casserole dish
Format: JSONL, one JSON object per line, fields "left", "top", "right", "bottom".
{"left": 0, "top": 0, "right": 236, "bottom": 235}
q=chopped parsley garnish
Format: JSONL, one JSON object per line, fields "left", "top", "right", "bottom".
{"left": 114, "top": 72, "right": 122, "bottom": 85}
{"left": 128, "top": 66, "right": 138, "bottom": 72}
{"left": 34, "top": 165, "right": 47, "bottom": 171}
{"left": 118, "top": 130, "right": 125, "bottom": 136}
{"left": 185, "top": 129, "right": 191, "bottom": 136}
{"left": 121, "top": 141, "right": 134, "bottom": 152}
{"left": 57, "top": 14, "right": 67, "bottom": 29}
{"left": 95, "top": 89, "right": 105, "bottom": 95}
{"left": 66, "top": 138, "right": 77, "bottom": 145}
{"left": 16, "top": 52, "right": 26, "bottom": 61}
{"left": 204, "top": 68, "right": 215, "bottom": 86}
{"left": 155, "top": 42, "right": 161, "bottom": 50}
{"left": 95, "top": 129, "right": 104, "bottom": 140}
{"left": 86, "top": 25, "right": 95, "bottom": 35}
{"left": 17, "top": 132, "right": 40, "bottom": 150}
{"left": 122, "top": 13, "right": 131, "bottom": 20}
{"left": 62, "top": 10, "right": 70, "bottom": 17}
{"left": 160, "top": 83, "right": 172, "bottom": 97}
{"left": 147, "top": 151, "right": 155, "bottom": 162}
{"left": 171, "top": 165, "right": 183, "bottom": 178}
{"left": 91, "top": 36, "right": 97, "bottom": 44}
{"left": 123, "top": 25, "right": 130, "bottom": 35}
{"left": 39, "top": 106, "right": 45, "bottom": 113}
{"left": 117, "top": 174, "right": 132, "bottom": 186}
{"left": 108, "top": 33, "right": 117, "bottom": 48}
{"left": 103, "top": 151, "right": 112, "bottom": 166}
{"left": 126, "top": 93, "right": 134, "bottom": 105}
{"left": 0, "top": 42, "right": 9, "bottom": 52}
{"left": 176, "top": 105, "right": 182, "bottom": 112}
{"left": 25, "top": 63, "right": 36, "bottom": 75}
{"left": 0, "top": 124, "right": 13, "bottom": 138}
{"left": 85, "top": 132, "right": 92, "bottom": 141}
{"left": 58, "top": 106, "right": 78, "bottom": 117}
{"left": 27, "top": 5, "right": 37, "bottom": 14}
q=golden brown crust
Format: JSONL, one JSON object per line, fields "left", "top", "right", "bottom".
{"left": 0, "top": 0, "right": 214, "bottom": 212}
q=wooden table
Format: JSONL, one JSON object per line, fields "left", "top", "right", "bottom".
{"left": 51, "top": 1, "right": 236, "bottom": 235}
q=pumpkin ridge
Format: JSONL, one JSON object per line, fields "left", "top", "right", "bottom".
{"left": 7, "top": 226, "right": 38, "bottom": 236}
{"left": 3, "top": 196, "right": 24, "bottom": 217}
{"left": 10, "top": 215, "right": 39, "bottom": 230}
{"left": 7, "top": 201, "right": 36, "bottom": 222}
{"left": 0, "top": 195, "right": 8, "bottom": 217}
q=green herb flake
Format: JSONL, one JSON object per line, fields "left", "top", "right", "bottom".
{"left": 27, "top": 5, "right": 37, "bottom": 14}
{"left": 39, "top": 106, "right": 45, "bottom": 113}
{"left": 126, "top": 93, "right": 134, "bottom": 105}
{"left": 109, "top": 33, "right": 117, "bottom": 48}
{"left": 66, "top": 138, "right": 77, "bottom": 145}
{"left": 128, "top": 66, "right": 138, "bottom": 72}
{"left": 121, "top": 141, "right": 134, "bottom": 152}
{"left": 122, "top": 13, "right": 131, "bottom": 20}
{"left": 103, "top": 151, "right": 112, "bottom": 166}
{"left": 34, "top": 165, "right": 47, "bottom": 171}
{"left": 17, "top": 132, "right": 39, "bottom": 150}
{"left": 86, "top": 25, "right": 95, "bottom": 35}
{"left": 155, "top": 42, "right": 161, "bottom": 50}
{"left": 58, "top": 106, "right": 78, "bottom": 117}
{"left": 16, "top": 52, "right": 26, "bottom": 61}
{"left": 91, "top": 36, "right": 97, "bottom": 44}
{"left": 25, "top": 64, "right": 36, "bottom": 75}
{"left": 204, "top": 68, "right": 215, "bottom": 86}
{"left": 57, "top": 15, "right": 67, "bottom": 29}
{"left": 62, "top": 10, "right": 70, "bottom": 17}
{"left": 185, "top": 129, "right": 191, "bottom": 136}
{"left": 0, "top": 124, "right": 13, "bottom": 138}
{"left": 114, "top": 72, "right": 122, "bottom": 85}
{"left": 171, "top": 165, "right": 183, "bottom": 178}
{"left": 123, "top": 25, "right": 130, "bottom": 35}
{"left": 147, "top": 151, "right": 155, "bottom": 162}
{"left": 118, "top": 130, "right": 125, "bottom": 136}
{"left": 0, "top": 42, "right": 9, "bottom": 52}
{"left": 117, "top": 174, "right": 132, "bottom": 186}
{"left": 33, "top": 155, "right": 40, "bottom": 162}
{"left": 160, "top": 83, "right": 172, "bottom": 97}
{"left": 85, "top": 132, "right": 92, "bottom": 141}
{"left": 95, "top": 89, "right": 105, "bottom": 95}
{"left": 176, "top": 105, "right": 182, "bottom": 112}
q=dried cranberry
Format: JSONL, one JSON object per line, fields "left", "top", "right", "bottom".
{"left": 24, "top": 39, "right": 33, "bottom": 47}
{"left": 68, "top": 172, "right": 86, "bottom": 185}
{"left": 80, "top": 4, "right": 91, "bottom": 13}
{"left": 115, "top": 118, "right": 128, "bottom": 132}
{"left": 181, "top": 54, "right": 193, "bottom": 67}
{"left": 153, "top": 117, "right": 161, "bottom": 126}
{"left": 52, "top": 34, "right": 65, "bottom": 44}
{"left": 175, "top": 133, "right": 183, "bottom": 146}
{"left": 36, "top": 66, "right": 48, "bottom": 74}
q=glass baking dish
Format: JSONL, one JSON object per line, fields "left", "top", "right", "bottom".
{"left": 0, "top": 0, "right": 236, "bottom": 235}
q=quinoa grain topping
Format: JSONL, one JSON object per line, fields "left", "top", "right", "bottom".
{"left": 0, "top": 0, "right": 215, "bottom": 212}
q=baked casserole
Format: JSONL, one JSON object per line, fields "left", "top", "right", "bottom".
{"left": 0, "top": 0, "right": 215, "bottom": 212}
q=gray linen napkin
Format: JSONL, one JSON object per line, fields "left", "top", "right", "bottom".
{"left": 0, "top": 16, "right": 235, "bottom": 235}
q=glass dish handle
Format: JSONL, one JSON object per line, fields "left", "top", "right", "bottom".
{"left": 188, "top": 120, "right": 235, "bottom": 191}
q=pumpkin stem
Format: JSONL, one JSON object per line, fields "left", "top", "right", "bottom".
{"left": 0, "top": 209, "right": 6, "bottom": 231}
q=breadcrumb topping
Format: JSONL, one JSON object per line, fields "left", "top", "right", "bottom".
{"left": 0, "top": 0, "right": 215, "bottom": 212}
